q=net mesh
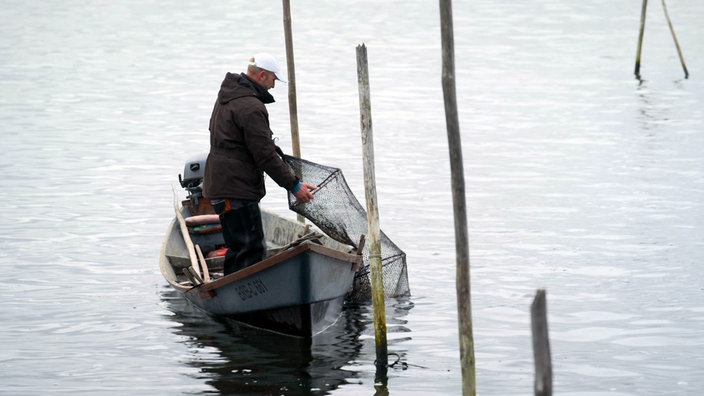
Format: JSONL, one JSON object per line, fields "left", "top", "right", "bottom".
{"left": 283, "top": 155, "right": 410, "bottom": 303}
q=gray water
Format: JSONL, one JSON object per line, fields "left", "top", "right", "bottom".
{"left": 2, "top": 1, "right": 703, "bottom": 395}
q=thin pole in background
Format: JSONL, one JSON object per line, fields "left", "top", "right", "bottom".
{"left": 634, "top": 0, "right": 689, "bottom": 80}
{"left": 439, "top": 1, "right": 476, "bottom": 395}
{"left": 660, "top": 0, "right": 689, "bottom": 79}
{"left": 634, "top": 0, "right": 648, "bottom": 79}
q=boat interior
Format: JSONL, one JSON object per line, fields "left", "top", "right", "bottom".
{"left": 164, "top": 196, "right": 356, "bottom": 288}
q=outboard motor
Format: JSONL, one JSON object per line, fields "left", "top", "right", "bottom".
{"left": 178, "top": 154, "right": 208, "bottom": 209}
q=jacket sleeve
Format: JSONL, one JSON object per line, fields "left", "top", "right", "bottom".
{"left": 240, "top": 105, "right": 299, "bottom": 191}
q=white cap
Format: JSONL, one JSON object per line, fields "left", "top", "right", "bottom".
{"left": 249, "top": 53, "right": 287, "bottom": 83}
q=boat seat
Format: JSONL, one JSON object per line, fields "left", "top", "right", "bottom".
{"left": 265, "top": 231, "right": 324, "bottom": 257}
{"left": 167, "top": 253, "right": 225, "bottom": 270}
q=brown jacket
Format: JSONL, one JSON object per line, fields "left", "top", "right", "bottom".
{"left": 203, "top": 72, "right": 298, "bottom": 201}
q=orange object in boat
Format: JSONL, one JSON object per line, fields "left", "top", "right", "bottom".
{"left": 206, "top": 246, "right": 228, "bottom": 258}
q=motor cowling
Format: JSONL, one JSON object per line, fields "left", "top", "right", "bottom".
{"left": 179, "top": 154, "right": 207, "bottom": 189}
{"left": 178, "top": 154, "right": 208, "bottom": 207}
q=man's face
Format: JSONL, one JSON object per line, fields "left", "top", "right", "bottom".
{"left": 259, "top": 70, "right": 277, "bottom": 90}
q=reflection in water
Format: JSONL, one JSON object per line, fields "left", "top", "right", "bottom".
{"left": 161, "top": 287, "right": 366, "bottom": 395}
{"left": 161, "top": 287, "right": 416, "bottom": 395}
{"left": 635, "top": 78, "right": 693, "bottom": 133}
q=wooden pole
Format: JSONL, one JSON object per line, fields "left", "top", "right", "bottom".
{"left": 439, "top": 1, "right": 476, "bottom": 395}
{"left": 356, "top": 43, "right": 388, "bottom": 372}
{"left": 634, "top": 0, "right": 648, "bottom": 79}
{"left": 660, "top": 0, "right": 689, "bottom": 79}
{"left": 531, "top": 289, "right": 553, "bottom": 396}
{"left": 282, "top": 0, "right": 301, "bottom": 158}
{"left": 282, "top": 0, "right": 305, "bottom": 223}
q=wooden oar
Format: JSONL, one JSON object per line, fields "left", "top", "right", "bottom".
{"left": 172, "top": 186, "right": 201, "bottom": 279}
{"left": 195, "top": 244, "right": 210, "bottom": 282}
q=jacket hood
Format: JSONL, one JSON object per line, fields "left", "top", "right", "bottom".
{"left": 217, "top": 72, "right": 275, "bottom": 105}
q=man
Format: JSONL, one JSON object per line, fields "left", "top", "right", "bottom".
{"left": 203, "top": 53, "right": 315, "bottom": 275}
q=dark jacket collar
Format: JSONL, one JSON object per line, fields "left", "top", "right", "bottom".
{"left": 216, "top": 72, "right": 275, "bottom": 105}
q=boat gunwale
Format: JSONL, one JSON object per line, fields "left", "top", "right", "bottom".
{"left": 198, "top": 241, "right": 361, "bottom": 292}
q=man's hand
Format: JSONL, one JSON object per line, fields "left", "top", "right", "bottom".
{"left": 294, "top": 182, "right": 316, "bottom": 203}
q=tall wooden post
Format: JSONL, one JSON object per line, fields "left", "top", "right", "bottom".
{"left": 282, "top": 0, "right": 305, "bottom": 223}
{"left": 282, "top": 0, "right": 301, "bottom": 158}
{"left": 356, "top": 44, "right": 388, "bottom": 374}
{"left": 439, "top": 1, "right": 476, "bottom": 395}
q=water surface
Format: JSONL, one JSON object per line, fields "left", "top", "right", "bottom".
{"left": 1, "top": 1, "right": 703, "bottom": 394}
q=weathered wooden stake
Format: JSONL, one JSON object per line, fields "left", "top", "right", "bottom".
{"left": 282, "top": 0, "right": 305, "bottom": 223}
{"left": 660, "top": 0, "right": 689, "bottom": 79}
{"left": 282, "top": 0, "right": 301, "bottom": 158}
{"left": 634, "top": 0, "right": 648, "bottom": 79}
{"left": 356, "top": 43, "right": 388, "bottom": 371}
{"left": 531, "top": 289, "right": 553, "bottom": 396}
{"left": 439, "top": 1, "right": 476, "bottom": 395}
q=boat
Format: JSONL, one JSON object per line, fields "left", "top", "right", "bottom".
{"left": 160, "top": 155, "right": 363, "bottom": 337}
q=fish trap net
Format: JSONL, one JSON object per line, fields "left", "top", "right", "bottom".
{"left": 284, "top": 155, "right": 410, "bottom": 303}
